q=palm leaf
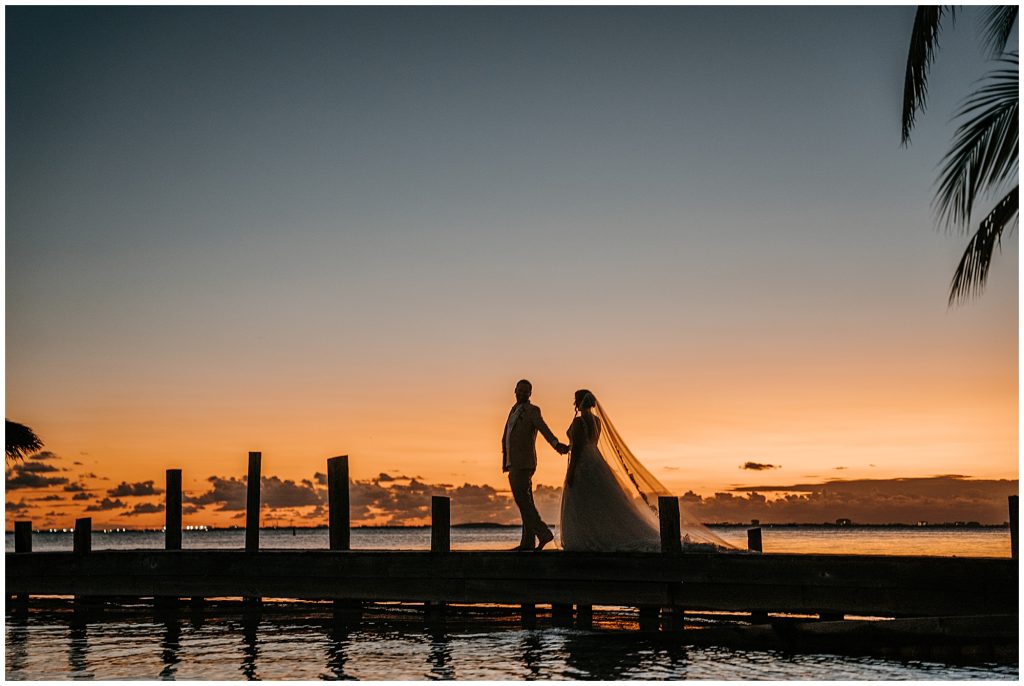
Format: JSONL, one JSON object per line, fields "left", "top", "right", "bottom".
{"left": 6, "top": 419, "right": 43, "bottom": 461}
{"left": 934, "top": 55, "right": 1018, "bottom": 230}
{"left": 902, "top": 6, "right": 956, "bottom": 145}
{"left": 948, "top": 185, "right": 1019, "bottom": 305}
{"left": 981, "top": 5, "right": 1018, "bottom": 57}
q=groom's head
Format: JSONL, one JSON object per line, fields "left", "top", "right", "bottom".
{"left": 515, "top": 379, "right": 532, "bottom": 403}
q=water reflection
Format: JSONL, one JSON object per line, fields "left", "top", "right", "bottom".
{"left": 6, "top": 616, "right": 29, "bottom": 675}
{"left": 519, "top": 631, "right": 545, "bottom": 679}
{"left": 67, "top": 615, "right": 90, "bottom": 678}
{"left": 323, "top": 619, "right": 354, "bottom": 680}
{"left": 158, "top": 613, "right": 181, "bottom": 679}
{"left": 560, "top": 632, "right": 685, "bottom": 679}
{"left": 239, "top": 609, "right": 260, "bottom": 680}
{"left": 426, "top": 626, "right": 454, "bottom": 680}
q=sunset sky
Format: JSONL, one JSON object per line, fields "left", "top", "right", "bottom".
{"left": 6, "top": 6, "right": 1018, "bottom": 529}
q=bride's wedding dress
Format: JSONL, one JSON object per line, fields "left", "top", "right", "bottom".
{"left": 559, "top": 401, "right": 732, "bottom": 552}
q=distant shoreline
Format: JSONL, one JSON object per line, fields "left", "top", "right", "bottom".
{"left": 8, "top": 522, "right": 1011, "bottom": 534}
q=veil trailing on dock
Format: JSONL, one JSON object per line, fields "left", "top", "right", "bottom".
{"left": 592, "top": 400, "right": 734, "bottom": 549}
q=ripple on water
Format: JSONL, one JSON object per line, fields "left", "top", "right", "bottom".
{"left": 4, "top": 614, "right": 1018, "bottom": 680}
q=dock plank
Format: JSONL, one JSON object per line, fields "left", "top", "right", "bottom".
{"left": 6, "top": 550, "right": 1015, "bottom": 618}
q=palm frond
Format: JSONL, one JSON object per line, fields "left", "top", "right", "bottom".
{"left": 6, "top": 419, "right": 43, "bottom": 461}
{"left": 981, "top": 5, "right": 1018, "bottom": 57}
{"left": 948, "top": 185, "right": 1019, "bottom": 305}
{"left": 902, "top": 6, "right": 955, "bottom": 146}
{"left": 934, "top": 55, "right": 1018, "bottom": 230}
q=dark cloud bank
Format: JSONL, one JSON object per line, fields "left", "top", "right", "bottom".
{"left": 5, "top": 450, "right": 1017, "bottom": 525}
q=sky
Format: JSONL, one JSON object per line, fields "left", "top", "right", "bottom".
{"left": 5, "top": 6, "right": 1018, "bottom": 529}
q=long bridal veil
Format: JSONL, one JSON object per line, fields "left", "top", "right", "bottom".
{"left": 593, "top": 400, "right": 735, "bottom": 549}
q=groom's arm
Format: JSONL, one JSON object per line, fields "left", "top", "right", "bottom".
{"left": 528, "top": 406, "right": 568, "bottom": 454}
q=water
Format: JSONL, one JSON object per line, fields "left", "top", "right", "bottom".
{"left": 6, "top": 524, "right": 1014, "bottom": 557}
{"left": 5, "top": 527, "right": 1017, "bottom": 679}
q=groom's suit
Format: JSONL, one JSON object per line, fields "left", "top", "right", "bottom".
{"left": 502, "top": 401, "right": 560, "bottom": 548}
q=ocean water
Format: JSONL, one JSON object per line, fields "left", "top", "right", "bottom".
{"left": 5, "top": 526, "right": 1017, "bottom": 680}
{"left": 5, "top": 524, "right": 1014, "bottom": 557}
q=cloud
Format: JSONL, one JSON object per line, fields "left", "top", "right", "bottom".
{"left": 63, "top": 482, "right": 86, "bottom": 492}
{"left": 5, "top": 472, "right": 69, "bottom": 490}
{"left": 30, "top": 451, "right": 60, "bottom": 461}
{"left": 107, "top": 480, "right": 163, "bottom": 497}
{"left": 85, "top": 497, "right": 128, "bottom": 512}
{"left": 675, "top": 476, "right": 1019, "bottom": 524}
{"left": 185, "top": 476, "right": 248, "bottom": 511}
{"left": 32, "top": 494, "right": 63, "bottom": 502}
{"left": 123, "top": 502, "right": 165, "bottom": 516}
{"left": 71, "top": 492, "right": 93, "bottom": 501}
{"left": 6, "top": 500, "right": 31, "bottom": 514}
{"left": 261, "top": 476, "right": 321, "bottom": 508}
{"left": 73, "top": 461, "right": 83, "bottom": 466}
{"left": 741, "top": 462, "right": 779, "bottom": 471}
{"left": 81, "top": 472, "right": 102, "bottom": 479}
{"left": 17, "top": 461, "right": 61, "bottom": 474}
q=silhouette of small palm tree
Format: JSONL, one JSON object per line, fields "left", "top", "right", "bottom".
{"left": 6, "top": 419, "right": 43, "bottom": 461}
{"left": 901, "top": 6, "right": 1018, "bottom": 305}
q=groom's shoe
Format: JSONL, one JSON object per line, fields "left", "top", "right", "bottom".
{"left": 534, "top": 530, "right": 555, "bottom": 551}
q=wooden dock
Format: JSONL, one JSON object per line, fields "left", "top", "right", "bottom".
{"left": 5, "top": 548, "right": 1016, "bottom": 620}
{"left": 5, "top": 453, "right": 1019, "bottom": 648}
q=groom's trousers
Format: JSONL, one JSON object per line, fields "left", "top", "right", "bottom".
{"left": 508, "top": 468, "right": 552, "bottom": 547}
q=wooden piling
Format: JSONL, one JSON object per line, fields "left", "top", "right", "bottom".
{"left": 14, "top": 521, "right": 32, "bottom": 553}
{"left": 551, "top": 603, "right": 574, "bottom": 628}
{"left": 658, "top": 496, "right": 682, "bottom": 554}
{"left": 327, "top": 455, "right": 350, "bottom": 551}
{"left": 13, "top": 521, "right": 31, "bottom": 606}
{"left": 520, "top": 602, "right": 537, "bottom": 628}
{"left": 166, "top": 469, "right": 182, "bottom": 551}
{"left": 662, "top": 607, "right": 686, "bottom": 631}
{"left": 638, "top": 606, "right": 659, "bottom": 631}
{"left": 747, "top": 527, "right": 763, "bottom": 553}
{"left": 74, "top": 518, "right": 92, "bottom": 554}
{"left": 245, "top": 452, "right": 261, "bottom": 553}
{"left": 576, "top": 604, "right": 593, "bottom": 630}
{"left": 1010, "top": 495, "right": 1018, "bottom": 560}
{"left": 431, "top": 496, "right": 450, "bottom": 553}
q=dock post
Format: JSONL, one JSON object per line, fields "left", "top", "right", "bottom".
{"left": 551, "top": 603, "right": 574, "bottom": 628}
{"left": 425, "top": 496, "right": 451, "bottom": 623}
{"left": 157, "top": 469, "right": 184, "bottom": 610}
{"left": 72, "top": 518, "right": 96, "bottom": 613}
{"left": 245, "top": 452, "right": 261, "bottom": 553}
{"left": 328, "top": 455, "right": 350, "bottom": 551}
{"left": 638, "top": 606, "right": 659, "bottom": 632}
{"left": 658, "top": 497, "right": 684, "bottom": 631}
{"left": 13, "top": 521, "right": 31, "bottom": 608}
{"left": 431, "top": 496, "right": 450, "bottom": 553}
{"left": 576, "top": 604, "right": 593, "bottom": 630}
{"left": 747, "top": 526, "right": 768, "bottom": 623}
{"left": 14, "top": 521, "right": 32, "bottom": 553}
{"left": 520, "top": 603, "right": 537, "bottom": 628}
{"left": 166, "top": 469, "right": 182, "bottom": 550}
{"left": 1010, "top": 495, "right": 1018, "bottom": 560}
{"left": 244, "top": 452, "right": 261, "bottom": 609}
{"left": 658, "top": 496, "right": 682, "bottom": 553}
{"left": 747, "top": 526, "right": 763, "bottom": 553}
{"left": 74, "top": 517, "right": 92, "bottom": 554}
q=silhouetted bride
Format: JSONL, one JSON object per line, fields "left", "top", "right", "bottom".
{"left": 559, "top": 389, "right": 733, "bottom": 552}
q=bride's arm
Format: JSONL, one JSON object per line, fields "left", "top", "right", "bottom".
{"left": 565, "top": 419, "right": 581, "bottom": 486}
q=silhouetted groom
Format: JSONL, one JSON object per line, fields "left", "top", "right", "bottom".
{"left": 502, "top": 379, "right": 569, "bottom": 551}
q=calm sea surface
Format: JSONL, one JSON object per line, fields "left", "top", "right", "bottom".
{"left": 5, "top": 526, "right": 1016, "bottom": 680}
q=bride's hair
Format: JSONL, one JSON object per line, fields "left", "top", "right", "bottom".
{"left": 574, "top": 389, "right": 597, "bottom": 410}
{"left": 574, "top": 389, "right": 598, "bottom": 440}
